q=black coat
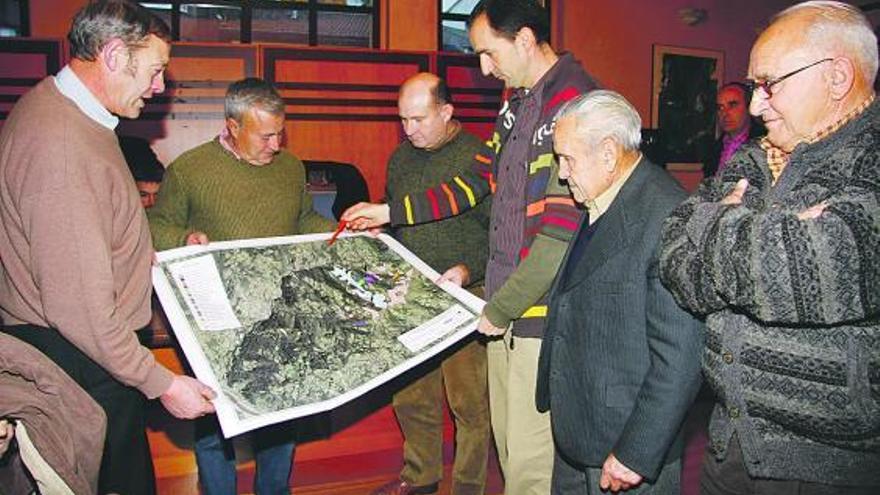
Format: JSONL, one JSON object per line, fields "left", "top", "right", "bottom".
{"left": 536, "top": 160, "right": 704, "bottom": 481}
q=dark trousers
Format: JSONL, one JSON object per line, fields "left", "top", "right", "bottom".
{"left": 701, "top": 436, "right": 877, "bottom": 495}
{"left": 1, "top": 324, "right": 156, "bottom": 495}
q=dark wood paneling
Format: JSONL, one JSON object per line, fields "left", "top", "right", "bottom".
{"left": 0, "top": 38, "right": 62, "bottom": 121}
{"left": 1, "top": 42, "right": 502, "bottom": 203}
{"left": 263, "top": 47, "right": 432, "bottom": 198}
{"left": 437, "top": 53, "right": 502, "bottom": 137}
{"left": 264, "top": 47, "right": 429, "bottom": 122}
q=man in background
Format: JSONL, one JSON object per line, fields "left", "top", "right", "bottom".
{"left": 0, "top": 2, "right": 215, "bottom": 494}
{"left": 149, "top": 77, "right": 334, "bottom": 495}
{"left": 371, "top": 73, "right": 491, "bottom": 495}
{"left": 120, "top": 134, "right": 165, "bottom": 209}
{"left": 704, "top": 82, "right": 765, "bottom": 177}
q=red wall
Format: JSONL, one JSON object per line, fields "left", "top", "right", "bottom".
{"left": 556, "top": 0, "right": 799, "bottom": 124}
{"left": 24, "top": 0, "right": 819, "bottom": 153}
{"left": 29, "top": 0, "right": 879, "bottom": 189}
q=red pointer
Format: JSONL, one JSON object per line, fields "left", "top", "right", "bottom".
{"left": 327, "top": 219, "right": 348, "bottom": 246}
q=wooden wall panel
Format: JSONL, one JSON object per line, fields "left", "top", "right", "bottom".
{"left": 29, "top": 0, "right": 86, "bottom": 39}
{"left": 264, "top": 47, "right": 432, "bottom": 200}
{"left": 287, "top": 120, "right": 401, "bottom": 200}
{"left": 438, "top": 53, "right": 502, "bottom": 140}
{"left": 117, "top": 44, "right": 259, "bottom": 166}
{"left": 0, "top": 39, "right": 62, "bottom": 124}
{"left": 386, "top": 0, "right": 437, "bottom": 51}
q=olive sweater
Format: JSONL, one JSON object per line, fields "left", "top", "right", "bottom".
{"left": 149, "top": 139, "right": 334, "bottom": 250}
{"left": 386, "top": 128, "right": 490, "bottom": 287}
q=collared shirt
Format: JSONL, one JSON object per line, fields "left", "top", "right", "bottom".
{"left": 53, "top": 65, "right": 119, "bottom": 130}
{"left": 584, "top": 154, "right": 642, "bottom": 225}
{"left": 761, "top": 93, "right": 875, "bottom": 184}
{"left": 718, "top": 126, "right": 750, "bottom": 175}
{"left": 217, "top": 126, "right": 243, "bottom": 160}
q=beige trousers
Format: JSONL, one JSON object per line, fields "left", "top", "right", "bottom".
{"left": 487, "top": 332, "right": 554, "bottom": 495}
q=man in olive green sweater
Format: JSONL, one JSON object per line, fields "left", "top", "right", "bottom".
{"left": 371, "top": 74, "right": 491, "bottom": 495}
{"left": 149, "top": 78, "right": 334, "bottom": 495}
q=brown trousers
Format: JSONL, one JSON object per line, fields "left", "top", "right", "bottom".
{"left": 392, "top": 338, "right": 490, "bottom": 495}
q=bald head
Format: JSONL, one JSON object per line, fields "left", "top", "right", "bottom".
{"left": 398, "top": 73, "right": 454, "bottom": 150}
{"left": 747, "top": 1, "right": 877, "bottom": 151}
{"left": 765, "top": 1, "right": 877, "bottom": 88}
{"left": 400, "top": 73, "right": 452, "bottom": 107}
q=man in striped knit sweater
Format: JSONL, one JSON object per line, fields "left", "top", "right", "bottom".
{"left": 660, "top": 2, "right": 880, "bottom": 493}
{"left": 343, "top": 1, "right": 597, "bottom": 492}
{"left": 149, "top": 78, "right": 334, "bottom": 495}
{"left": 371, "top": 73, "right": 492, "bottom": 495}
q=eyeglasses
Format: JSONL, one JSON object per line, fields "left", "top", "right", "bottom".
{"left": 746, "top": 58, "right": 833, "bottom": 99}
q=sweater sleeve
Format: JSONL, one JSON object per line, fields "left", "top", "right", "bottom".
{"left": 483, "top": 234, "right": 568, "bottom": 327}
{"left": 697, "top": 189, "right": 878, "bottom": 325}
{"left": 148, "top": 162, "right": 193, "bottom": 250}
{"left": 483, "top": 160, "right": 583, "bottom": 327}
{"left": 658, "top": 177, "right": 730, "bottom": 317}
{"left": 388, "top": 139, "right": 496, "bottom": 226}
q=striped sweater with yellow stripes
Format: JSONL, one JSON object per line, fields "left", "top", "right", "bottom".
{"left": 386, "top": 128, "right": 490, "bottom": 289}
{"left": 388, "top": 54, "right": 598, "bottom": 338}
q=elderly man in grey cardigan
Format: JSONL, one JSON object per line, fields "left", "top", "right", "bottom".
{"left": 659, "top": 2, "right": 880, "bottom": 494}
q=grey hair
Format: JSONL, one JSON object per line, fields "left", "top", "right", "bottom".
{"left": 68, "top": 0, "right": 170, "bottom": 61}
{"left": 554, "top": 90, "right": 642, "bottom": 151}
{"left": 773, "top": 1, "right": 878, "bottom": 86}
{"left": 224, "top": 78, "right": 285, "bottom": 122}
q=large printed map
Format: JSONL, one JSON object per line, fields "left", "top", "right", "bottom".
{"left": 153, "top": 233, "right": 483, "bottom": 437}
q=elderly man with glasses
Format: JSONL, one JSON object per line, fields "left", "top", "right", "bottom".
{"left": 659, "top": 1, "right": 880, "bottom": 494}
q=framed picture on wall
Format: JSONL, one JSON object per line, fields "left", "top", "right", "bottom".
{"left": 651, "top": 44, "right": 724, "bottom": 164}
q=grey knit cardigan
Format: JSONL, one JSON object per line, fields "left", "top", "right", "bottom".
{"left": 659, "top": 100, "right": 880, "bottom": 486}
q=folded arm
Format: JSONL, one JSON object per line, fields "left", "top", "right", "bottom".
{"left": 696, "top": 180, "right": 878, "bottom": 325}
{"left": 663, "top": 151, "right": 880, "bottom": 325}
